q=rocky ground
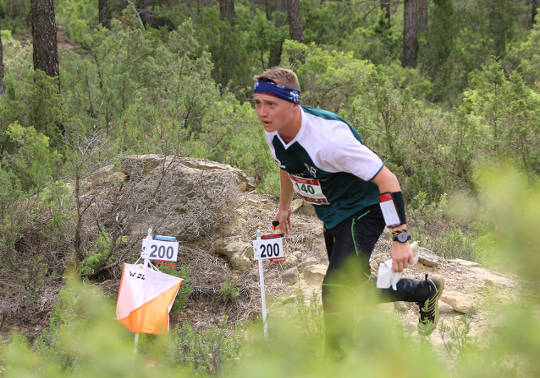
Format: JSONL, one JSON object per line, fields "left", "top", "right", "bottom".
{"left": 220, "top": 187, "right": 518, "bottom": 353}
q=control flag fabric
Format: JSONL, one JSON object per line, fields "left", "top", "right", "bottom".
{"left": 116, "top": 264, "right": 182, "bottom": 334}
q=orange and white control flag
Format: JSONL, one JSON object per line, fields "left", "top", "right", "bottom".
{"left": 116, "top": 264, "right": 182, "bottom": 334}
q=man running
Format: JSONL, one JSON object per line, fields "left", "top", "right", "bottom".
{"left": 252, "top": 67, "right": 443, "bottom": 343}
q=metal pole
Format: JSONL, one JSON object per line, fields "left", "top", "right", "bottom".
{"left": 256, "top": 229, "right": 268, "bottom": 338}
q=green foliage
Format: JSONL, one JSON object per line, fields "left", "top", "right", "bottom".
{"left": 220, "top": 278, "right": 239, "bottom": 303}
{"left": 0, "top": 173, "right": 67, "bottom": 289}
{"left": 59, "top": 18, "right": 220, "bottom": 159}
{"left": 22, "top": 276, "right": 188, "bottom": 377}
{"left": 301, "top": 0, "right": 394, "bottom": 61}
{"left": 187, "top": 97, "right": 276, "bottom": 189}
{"left": 80, "top": 232, "right": 128, "bottom": 277}
{"left": 0, "top": 68, "right": 64, "bottom": 151}
{"left": 0, "top": 0, "right": 29, "bottom": 34}
{"left": 440, "top": 315, "right": 475, "bottom": 360}
{"left": 292, "top": 290, "right": 324, "bottom": 340}
{"left": 0, "top": 166, "right": 25, "bottom": 276}
{"left": 193, "top": 6, "right": 254, "bottom": 94}
{"left": 461, "top": 60, "right": 540, "bottom": 174}
{"left": 37, "top": 179, "right": 75, "bottom": 245}
{"left": 408, "top": 192, "right": 482, "bottom": 261}
{"left": 340, "top": 10, "right": 402, "bottom": 65}
{"left": 167, "top": 320, "right": 241, "bottom": 375}
{"left": 2, "top": 122, "right": 61, "bottom": 192}
{"left": 282, "top": 39, "right": 377, "bottom": 112}
{"left": 506, "top": 22, "right": 540, "bottom": 88}
{"left": 4, "top": 181, "right": 540, "bottom": 377}
{"left": 246, "top": 10, "right": 288, "bottom": 70}
{"left": 159, "top": 264, "right": 194, "bottom": 312}
{"left": 55, "top": 0, "right": 98, "bottom": 46}
{"left": 420, "top": 0, "right": 459, "bottom": 102}
{"left": 471, "top": 163, "right": 540, "bottom": 282}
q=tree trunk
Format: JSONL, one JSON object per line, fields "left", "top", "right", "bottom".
{"left": 98, "top": 0, "right": 111, "bottom": 28}
{"left": 532, "top": 0, "right": 538, "bottom": 26}
{"left": 380, "top": 0, "right": 391, "bottom": 28}
{"left": 418, "top": 0, "right": 428, "bottom": 34}
{"left": 265, "top": 0, "right": 273, "bottom": 21}
{"left": 141, "top": 0, "right": 156, "bottom": 28}
{"left": 287, "top": 0, "right": 304, "bottom": 43}
{"left": 402, "top": 0, "right": 418, "bottom": 68}
{"left": 287, "top": 0, "right": 305, "bottom": 63}
{"left": 219, "top": 0, "right": 236, "bottom": 27}
{"left": 0, "top": 33, "right": 5, "bottom": 94}
{"left": 268, "top": 0, "right": 287, "bottom": 67}
{"left": 30, "top": 0, "right": 59, "bottom": 78}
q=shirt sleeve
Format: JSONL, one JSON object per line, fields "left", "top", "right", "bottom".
{"left": 319, "top": 124, "right": 383, "bottom": 181}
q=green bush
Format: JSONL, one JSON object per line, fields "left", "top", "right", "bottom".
{"left": 167, "top": 320, "right": 241, "bottom": 375}
{"left": 159, "top": 264, "right": 194, "bottom": 312}
{"left": 460, "top": 60, "right": 540, "bottom": 174}
{"left": 220, "top": 278, "right": 239, "bottom": 303}
{"left": 2, "top": 122, "right": 61, "bottom": 193}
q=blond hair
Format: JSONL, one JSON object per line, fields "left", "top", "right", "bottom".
{"left": 253, "top": 67, "right": 301, "bottom": 91}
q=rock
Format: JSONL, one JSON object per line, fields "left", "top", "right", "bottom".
{"left": 282, "top": 267, "right": 298, "bottom": 284}
{"left": 449, "top": 258, "right": 482, "bottom": 267}
{"left": 229, "top": 255, "right": 252, "bottom": 271}
{"left": 438, "top": 301, "right": 454, "bottom": 314}
{"left": 179, "top": 157, "right": 256, "bottom": 191}
{"left": 81, "top": 165, "right": 126, "bottom": 195}
{"left": 214, "top": 237, "right": 253, "bottom": 270}
{"left": 468, "top": 266, "right": 515, "bottom": 288}
{"left": 292, "top": 250, "right": 303, "bottom": 259}
{"left": 299, "top": 258, "right": 319, "bottom": 272}
{"left": 247, "top": 199, "right": 259, "bottom": 206}
{"left": 282, "top": 254, "right": 298, "bottom": 268}
{"left": 298, "top": 202, "right": 317, "bottom": 217}
{"left": 290, "top": 199, "right": 304, "bottom": 213}
{"left": 121, "top": 154, "right": 164, "bottom": 176}
{"left": 441, "top": 291, "right": 476, "bottom": 314}
{"left": 394, "top": 301, "right": 409, "bottom": 312}
{"left": 417, "top": 247, "right": 442, "bottom": 267}
{"left": 303, "top": 264, "right": 327, "bottom": 285}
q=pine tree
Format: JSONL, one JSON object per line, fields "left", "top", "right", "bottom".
{"left": 30, "top": 0, "right": 59, "bottom": 78}
{"left": 268, "top": 0, "right": 287, "bottom": 67}
{"left": 402, "top": 0, "right": 418, "bottom": 67}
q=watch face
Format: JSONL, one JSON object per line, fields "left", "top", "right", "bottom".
{"left": 396, "top": 232, "right": 409, "bottom": 243}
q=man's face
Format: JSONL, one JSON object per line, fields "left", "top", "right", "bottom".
{"left": 253, "top": 93, "right": 297, "bottom": 133}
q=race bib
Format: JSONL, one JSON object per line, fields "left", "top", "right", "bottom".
{"left": 289, "top": 174, "right": 330, "bottom": 205}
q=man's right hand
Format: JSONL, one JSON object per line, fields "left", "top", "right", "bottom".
{"left": 274, "top": 209, "right": 292, "bottom": 236}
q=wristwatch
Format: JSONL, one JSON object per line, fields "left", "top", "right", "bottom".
{"left": 392, "top": 229, "right": 411, "bottom": 243}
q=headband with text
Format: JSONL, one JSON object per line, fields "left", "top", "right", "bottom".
{"left": 253, "top": 80, "right": 301, "bottom": 104}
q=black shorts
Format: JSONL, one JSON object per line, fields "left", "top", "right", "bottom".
{"left": 323, "top": 204, "right": 386, "bottom": 278}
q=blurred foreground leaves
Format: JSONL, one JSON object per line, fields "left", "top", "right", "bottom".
{"left": 1, "top": 162, "right": 539, "bottom": 377}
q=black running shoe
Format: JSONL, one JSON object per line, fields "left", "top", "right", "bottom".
{"left": 417, "top": 275, "right": 444, "bottom": 336}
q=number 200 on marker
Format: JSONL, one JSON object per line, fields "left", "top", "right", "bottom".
{"left": 253, "top": 238, "right": 283, "bottom": 260}
{"left": 142, "top": 239, "right": 179, "bottom": 262}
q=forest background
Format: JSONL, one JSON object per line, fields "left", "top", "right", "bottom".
{"left": 0, "top": 0, "right": 539, "bottom": 377}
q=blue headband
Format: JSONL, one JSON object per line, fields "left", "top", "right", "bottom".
{"left": 253, "top": 81, "right": 301, "bottom": 104}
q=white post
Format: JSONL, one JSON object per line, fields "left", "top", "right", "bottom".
{"left": 143, "top": 228, "right": 153, "bottom": 269}
{"left": 134, "top": 333, "right": 139, "bottom": 354}
{"left": 256, "top": 229, "right": 268, "bottom": 338}
{"left": 133, "top": 228, "right": 153, "bottom": 354}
